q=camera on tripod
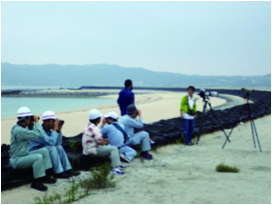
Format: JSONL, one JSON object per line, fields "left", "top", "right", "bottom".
{"left": 241, "top": 88, "right": 255, "bottom": 93}
{"left": 198, "top": 88, "right": 219, "bottom": 99}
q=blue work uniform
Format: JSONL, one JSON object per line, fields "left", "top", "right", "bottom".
{"left": 117, "top": 88, "right": 135, "bottom": 116}
{"left": 100, "top": 122, "right": 137, "bottom": 161}
{"left": 120, "top": 115, "right": 151, "bottom": 152}
{"left": 9, "top": 123, "right": 52, "bottom": 179}
{"left": 29, "top": 126, "right": 71, "bottom": 174}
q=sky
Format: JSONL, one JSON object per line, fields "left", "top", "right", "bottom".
{"left": 1, "top": 1, "right": 271, "bottom": 76}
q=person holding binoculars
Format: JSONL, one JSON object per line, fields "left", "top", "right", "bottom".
{"left": 180, "top": 86, "right": 198, "bottom": 146}
{"left": 29, "top": 111, "right": 72, "bottom": 179}
{"left": 120, "top": 104, "right": 153, "bottom": 160}
{"left": 9, "top": 107, "right": 55, "bottom": 192}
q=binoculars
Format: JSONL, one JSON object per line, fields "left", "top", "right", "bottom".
{"left": 188, "top": 109, "right": 195, "bottom": 116}
{"left": 30, "top": 116, "right": 40, "bottom": 121}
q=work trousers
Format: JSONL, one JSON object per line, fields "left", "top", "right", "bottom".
{"left": 126, "top": 131, "right": 151, "bottom": 152}
{"left": 44, "top": 145, "right": 72, "bottom": 174}
{"left": 119, "top": 145, "right": 137, "bottom": 161}
{"left": 95, "top": 145, "right": 121, "bottom": 168}
{"left": 9, "top": 148, "right": 52, "bottom": 179}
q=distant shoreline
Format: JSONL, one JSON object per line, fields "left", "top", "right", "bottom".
{"left": 1, "top": 89, "right": 153, "bottom": 98}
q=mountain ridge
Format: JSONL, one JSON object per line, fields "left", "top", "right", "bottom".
{"left": 1, "top": 62, "right": 270, "bottom": 87}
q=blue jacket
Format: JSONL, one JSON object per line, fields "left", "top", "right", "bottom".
{"left": 117, "top": 88, "right": 134, "bottom": 116}
{"left": 120, "top": 114, "right": 144, "bottom": 138}
{"left": 100, "top": 122, "right": 125, "bottom": 148}
{"left": 29, "top": 125, "right": 62, "bottom": 151}
{"left": 9, "top": 123, "right": 41, "bottom": 159}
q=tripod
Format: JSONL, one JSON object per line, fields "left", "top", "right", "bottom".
{"left": 222, "top": 93, "right": 262, "bottom": 152}
{"left": 196, "top": 97, "right": 231, "bottom": 145}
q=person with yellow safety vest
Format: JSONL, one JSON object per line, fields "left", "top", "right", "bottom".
{"left": 180, "top": 86, "right": 198, "bottom": 146}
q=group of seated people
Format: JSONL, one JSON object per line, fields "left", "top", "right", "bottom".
{"left": 9, "top": 104, "right": 153, "bottom": 192}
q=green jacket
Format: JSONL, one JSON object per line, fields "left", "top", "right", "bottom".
{"left": 180, "top": 95, "right": 197, "bottom": 113}
{"left": 9, "top": 123, "right": 41, "bottom": 159}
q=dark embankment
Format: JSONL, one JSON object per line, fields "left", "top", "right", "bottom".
{"left": 1, "top": 88, "right": 271, "bottom": 190}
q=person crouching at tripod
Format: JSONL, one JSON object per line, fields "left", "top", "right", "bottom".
{"left": 180, "top": 86, "right": 197, "bottom": 146}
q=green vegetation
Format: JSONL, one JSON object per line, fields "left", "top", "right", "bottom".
{"left": 34, "top": 182, "right": 90, "bottom": 204}
{"left": 34, "top": 193, "right": 63, "bottom": 204}
{"left": 216, "top": 164, "right": 240, "bottom": 173}
{"left": 192, "top": 135, "right": 198, "bottom": 144}
{"left": 82, "top": 163, "right": 116, "bottom": 189}
{"left": 34, "top": 140, "right": 90, "bottom": 204}
{"left": 134, "top": 144, "right": 142, "bottom": 158}
{"left": 175, "top": 138, "right": 181, "bottom": 144}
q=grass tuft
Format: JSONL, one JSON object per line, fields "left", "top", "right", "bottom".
{"left": 216, "top": 163, "right": 239, "bottom": 173}
{"left": 81, "top": 163, "right": 115, "bottom": 189}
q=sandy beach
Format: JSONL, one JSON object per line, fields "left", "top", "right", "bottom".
{"left": 1, "top": 90, "right": 270, "bottom": 204}
{"left": 1, "top": 90, "right": 228, "bottom": 144}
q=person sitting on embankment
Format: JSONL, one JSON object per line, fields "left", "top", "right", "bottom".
{"left": 100, "top": 111, "right": 137, "bottom": 163}
{"left": 120, "top": 104, "right": 153, "bottom": 160}
{"left": 9, "top": 107, "right": 56, "bottom": 192}
{"left": 82, "top": 109, "right": 126, "bottom": 175}
{"left": 29, "top": 111, "right": 73, "bottom": 179}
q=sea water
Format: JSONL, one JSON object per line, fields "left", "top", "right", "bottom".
{"left": 1, "top": 97, "right": 116, "bottom": 118}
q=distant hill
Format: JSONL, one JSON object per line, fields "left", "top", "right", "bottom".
{"left": 1, "top": 62, "right": 271, "bottom": 88}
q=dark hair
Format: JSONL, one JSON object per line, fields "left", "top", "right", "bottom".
{"left": 89, "top": 117, "right": 100, "bottom": 124}
{"left": 125, "top": 79, "right": 132, "bottom": 88}
{"left": 187, "top": 86, "right": 195, "bottom": 92}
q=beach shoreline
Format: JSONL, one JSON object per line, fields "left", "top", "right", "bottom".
{"left": 1, "top": 89, "right": 270, "bottom": 204}
{"left": 1, "top": 90, "right": 243, "bottom": 144}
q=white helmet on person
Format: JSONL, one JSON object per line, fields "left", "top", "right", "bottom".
{"left": 104, "top": 112, "right": 119, "bottom": 120}
{"left": 42, "top": 111, "right": 57, "bottom": 121}
{"left": 17, "top": 107, "right": 33, "bottom": 118}
{"left": 89, "top": 109, "right": 102, "bottom": 120}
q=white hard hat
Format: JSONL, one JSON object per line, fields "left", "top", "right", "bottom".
{"left": 42, "top": 110, "right": 57, "bottom": 121}
{"left": 104, "top": 112, "right": 119, "bottom": 120}
{"left": 17, "top": 107, "right": 33, "bottom": 117}
{"left": 89, "top": 109, "right": 102, "bottom": 120}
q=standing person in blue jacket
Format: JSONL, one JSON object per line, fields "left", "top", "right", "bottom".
{"left": 120, "top": 104, "right": 153, "bottom": 160}
{"left": 117, "top": 79, "right": 134, "bottom": 116}
{"left": 29, "top": 111, "right": 72, "bottom": 179}
{"left": 100, "top": 111, "right": 137, "bottom": 163}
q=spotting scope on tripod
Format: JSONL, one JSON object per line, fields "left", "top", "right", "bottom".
{"left": 196, "top": 89, "right": 231, "bottom": 145}
{"left": 222, "top": 88, "right": 262, "bottom": 152}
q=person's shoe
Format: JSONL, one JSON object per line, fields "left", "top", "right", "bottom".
{"left": 189, "top": 142, "right": 194, "bottom": 145}
{"left": 150, "top": 139, "right": 156, "bottom": 144}
{"left": 31, "top": 180, "right": 48, "bottom": 191}
{"left": 41, "top": 175, "right": 57, "bottom": 184}
{"left": 64, "top": 170, "right": 81, "bottom": 176}
{"left": 117, "top": 165, "right": 126, "bottom": 170}
{"left": 146, "top": 152, "right": 153, "bottom": 159}
{"left": 120, "top": 153, "right": 130, "bottom": 163}
{"left": 185, "top": 142, "right": 193, "bottom": 146}
{"left": 54, "top": 172, "right": 71, "bottom": 179}
{"left": 110, "top": 167, "right": 124, "bottom": 175}
{"left": 140, "top": 151, "right": 152, "bottom": 160}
